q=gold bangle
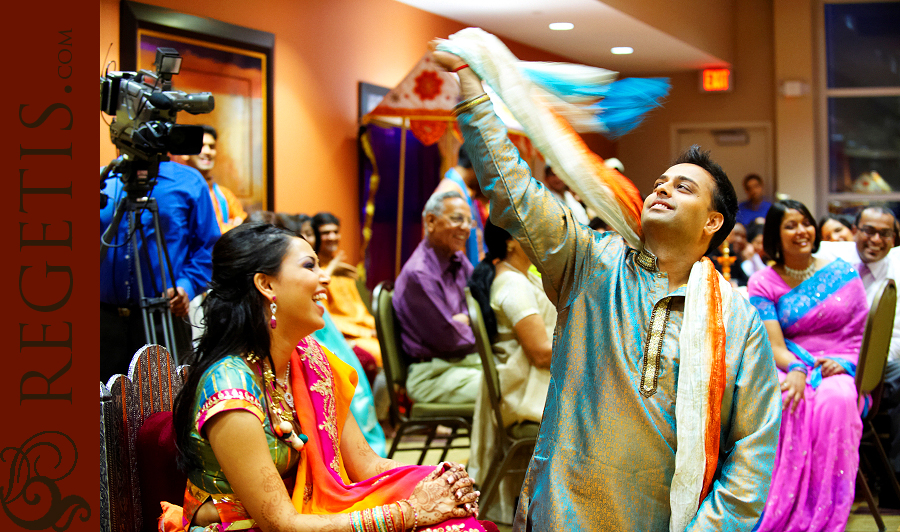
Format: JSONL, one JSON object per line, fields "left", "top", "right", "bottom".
{"left": 396, "top": 501, "right": 406, "bottom": 531}
{"left": 453, "top": 93, "right": 490, "bottom": 116}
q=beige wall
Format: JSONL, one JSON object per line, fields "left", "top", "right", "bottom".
{"left": 773, "top": 0, "right": 817, "bottom": 210}
{"left": 602, "top": 0, "right": 735, "bottom": 65}
{"left": 617, "top": 0, "right": 776, "bottom": 198}
{"left": 99, "top": 0, "right": 594, "bottom": 265}
{"left": 615, "top": 0, "right": 821, "bottom": 215}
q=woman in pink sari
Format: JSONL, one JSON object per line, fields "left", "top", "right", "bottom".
{"left": 161, "top": 223, "right": 489, "bottom": 532}
{"left": 748, "top": 200, "right": 868, "bottom": 532}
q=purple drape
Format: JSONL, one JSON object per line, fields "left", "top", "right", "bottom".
{"left": 360, "top": 124, "right": 442, "bottom": 290}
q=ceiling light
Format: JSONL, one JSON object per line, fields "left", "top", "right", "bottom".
{"left": 549, "top": 22, "right": 574, "bottom": 31}
{"left": 611, "top": 47, "right": 634, "bottom": 55}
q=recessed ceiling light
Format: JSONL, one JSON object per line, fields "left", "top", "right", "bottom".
{"left": 549, "top": 22, "right": 574, "bottom": 31}
{"left": 611, "top": 47, "right": 634, "bottom": 55}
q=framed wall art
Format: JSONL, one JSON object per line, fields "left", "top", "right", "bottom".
{"left": 120, "top": 1, "right": 275, "bottom": 211}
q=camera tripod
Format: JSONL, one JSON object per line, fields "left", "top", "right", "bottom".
{"left": 100, "top": 154, "right": 183, "bottom": 364}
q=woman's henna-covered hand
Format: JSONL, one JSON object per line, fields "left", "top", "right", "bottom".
{"left": 407, "top": 463, "right": 479, "bottom": 526}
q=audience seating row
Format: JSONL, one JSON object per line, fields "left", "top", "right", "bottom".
{"left": 99, "top": 279, "right": 900, "bottom": 530}
{"left": 101, "top": 345, "right": 187, "bottom": 532}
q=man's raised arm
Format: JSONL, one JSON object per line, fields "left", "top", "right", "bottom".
{"left": 432, "top": 50, "right": 598, "bottom": 307}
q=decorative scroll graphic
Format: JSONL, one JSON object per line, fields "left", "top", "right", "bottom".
{"left": 0, "top": 431, "right": 90, "bottom": 530}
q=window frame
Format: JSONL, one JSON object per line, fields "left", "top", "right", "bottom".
{"left": 815, "top": 0, "right": 900, "bottom": 217}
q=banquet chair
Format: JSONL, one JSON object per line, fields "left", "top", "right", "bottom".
{"left": 854, "top": 278, "right": 898, "bottom": 531}
{"left": 371, "top": 281, "right": 474, "bottom": 465}
{"left": 101, "top": 344, "right": 189, "bottom": 532}
{"left": 464, "top": 287, "right": 539, "bottom": 523}
{"left": 356, "top": 276, "right": 373, "bottom": 314}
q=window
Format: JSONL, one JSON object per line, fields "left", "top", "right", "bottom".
{"left": 819, "top": 1, "right": 900, "bottom": 218}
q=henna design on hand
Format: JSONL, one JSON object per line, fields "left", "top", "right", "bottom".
{"left": 408, "top": 465, "right": 475, "bottom": 526}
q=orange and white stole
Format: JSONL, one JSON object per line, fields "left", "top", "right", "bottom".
{"left": 670, "top": 258, "right": 731, "bottom": 532}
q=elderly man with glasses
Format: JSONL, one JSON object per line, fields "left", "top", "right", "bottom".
{"left": 393, "top": 190, "right": 483, "bottom": 403}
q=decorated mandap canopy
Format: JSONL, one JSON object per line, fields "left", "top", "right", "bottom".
{"left": 359, "top": 29, "right": 668, "bottom": 287}
{"left": 358, "top": 53, "right": 538, "bottom": 284}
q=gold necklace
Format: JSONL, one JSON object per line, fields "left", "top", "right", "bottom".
{"left": 246, "top": 352, "right": 306, "bottom": 450}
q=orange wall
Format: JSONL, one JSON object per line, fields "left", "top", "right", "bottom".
{"left": 99, "top": 0, "right": 607, "bottom": 265}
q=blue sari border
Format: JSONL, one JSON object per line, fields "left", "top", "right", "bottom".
{"left": 749, "top": 296, "right": 775, "bottom": 321}
{"left": 784, "top": 338, "right": 857, "bottom": 389}
{"left": 776, "top": 259, "right": 859, "bottom": 331}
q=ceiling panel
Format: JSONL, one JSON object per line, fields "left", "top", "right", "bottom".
{"left": 394, "top": 0, "right": 729, "bottom": 75}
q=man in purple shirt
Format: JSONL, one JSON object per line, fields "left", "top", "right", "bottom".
{"left": 393, "top": 190, "right": 482, "bottom": 403}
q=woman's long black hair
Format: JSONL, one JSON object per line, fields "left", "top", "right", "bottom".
{"left": 466, "top": 221, "right": 514, "bottom": 340}
{"left": 172, "top": 222, "right": 295, "bottom": 472}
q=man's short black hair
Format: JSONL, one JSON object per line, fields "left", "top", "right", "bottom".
{"left": 762, "top": 199, "right": 820, "bottom": 264}
{"left": 854, "top": 205, "right": 896, "bottom": 227}
{"left": 199, "top": 124, "right": 217, "bottom": 140}
{"left": 457, "top": 146, "right": 472, "bottom": 169}
{"left": 746, "top": 220, "right": 765, "bottom": 242}
{"left": 743, "top": 173, "right": 762, "bottom": 188}
{"left": 672, "top": 145, "right": 737, "bottom": 255}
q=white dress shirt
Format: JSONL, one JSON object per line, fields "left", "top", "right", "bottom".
{"left": 817, "top": 241, "right": 900, "bottom": 361}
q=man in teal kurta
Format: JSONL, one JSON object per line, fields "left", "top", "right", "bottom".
{"left": 442, "top": 57, "right": 781, "bottom": 530}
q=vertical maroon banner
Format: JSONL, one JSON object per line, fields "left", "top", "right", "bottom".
{"left": 2, "top": 0, "right": 98, "bottom": 530}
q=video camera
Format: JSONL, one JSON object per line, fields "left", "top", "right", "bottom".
{"left": 100, "top": 47, "right": 215, "bottom": 197}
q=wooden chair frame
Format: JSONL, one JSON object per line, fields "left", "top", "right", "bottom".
{"left": 101, "top": 344, "right": 187, "bottom": 532}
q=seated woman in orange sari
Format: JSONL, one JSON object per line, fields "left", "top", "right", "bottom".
{"left": 163, "top": 223, "right": 486, "bottom": 532}
{"left": 312, "top": 212, "right": 382, "bottom": 368}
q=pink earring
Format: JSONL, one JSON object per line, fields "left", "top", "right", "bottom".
{"left": 270, "top": 296, "right": 277, "bottom": 329}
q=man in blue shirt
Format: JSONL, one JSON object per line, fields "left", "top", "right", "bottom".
{"left": 100, "top": 160, "right": 220, "bottom": 381}
{"left": 735, "top": 173, "right": 772, "bottom": 227}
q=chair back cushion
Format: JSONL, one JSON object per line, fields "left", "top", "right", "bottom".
{"left": 136, "top": 411, "right": 187, "bottom": 532}
{"left": 857, "top": 279, "right": 898, "bottom": 396}
{"left": 373, "top": 282, "right": 414, "bottom": 423}
{"left": 373, "top": 282, "right": 408, "bottom": 385}
{"left": 465, "top": 287, "right": 506, "bottom": 429}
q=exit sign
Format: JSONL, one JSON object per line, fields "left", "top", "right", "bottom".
{"left": 700, "top": 68, "right": 733, "bottom": 92}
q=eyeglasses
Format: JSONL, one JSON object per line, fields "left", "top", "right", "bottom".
{"left": 445, "top": 213, "right": 474, "bottom": 228}
{"left": 859, "top": 225, "right": 895, "bottom": 240}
